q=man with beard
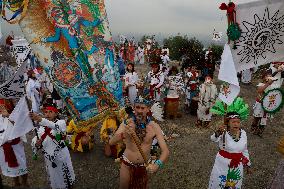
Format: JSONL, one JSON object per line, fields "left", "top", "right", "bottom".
{"left": 109, "top": 96, "right": 169, "bottom": 189}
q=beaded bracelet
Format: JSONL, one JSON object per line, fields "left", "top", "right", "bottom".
{"left": 155, "top": 159, "right": 164, "bottom": 168}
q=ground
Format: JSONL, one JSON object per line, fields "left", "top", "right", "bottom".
{"left": 2, "top": 63, "right": 284, "bottom": 189}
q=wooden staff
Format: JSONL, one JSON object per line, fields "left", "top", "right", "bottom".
{"left": 222, "top": 103, "right": 228, "bottom": 149}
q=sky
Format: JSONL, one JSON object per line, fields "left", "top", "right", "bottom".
{"left": 105, "top": 0, "right": 258, "bottom": 41}
{"left": 1, "top": 0, "right": 258, "bottom": 44}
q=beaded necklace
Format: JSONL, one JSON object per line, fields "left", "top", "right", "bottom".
{"left": 228, "top": 129, "right": 242, "bottom": 142}
{"left": 133, "top": 115, "right": 151, "bottom": 142}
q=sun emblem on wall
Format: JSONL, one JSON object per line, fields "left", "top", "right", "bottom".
{"left": 236, "top": 8, "right": 284, "bottom": 65}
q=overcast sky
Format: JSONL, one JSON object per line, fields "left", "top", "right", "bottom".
{"left": 1, "top": 0, "right": 257, "bottom": 43}
{"left": 105, "top": 0, "right": 257, "bottom": 40}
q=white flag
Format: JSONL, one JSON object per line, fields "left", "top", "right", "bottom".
{"left": 232, "top": 0, "right": 284, "bottom": 72}
{"left": 8, "top": 97, "right": 34, "bottom": 140}
{"left": 0, "top": 60, "right": 29, "bottom": 99}
{"left": 218, "top": 44, "right": 240, "bottom": 105}
{"left": 11, "top": 38, "right": 31, "bottom": 65}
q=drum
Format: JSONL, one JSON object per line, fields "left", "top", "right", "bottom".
{"left": 190, "top": 97, "right": 199, "bottom": 116}
{"left": 164, "top": 97, "right": 179, "bottom": 119}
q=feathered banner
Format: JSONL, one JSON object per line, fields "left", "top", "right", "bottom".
{"left": 231, "top": 0, "right": 284, "bottom": 72}
{"left": 2, "top": 0, "right": 124, "bottom": 127}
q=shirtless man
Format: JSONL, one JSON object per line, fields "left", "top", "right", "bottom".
{"left": 109, "top": 97, "right": 169, "bottom": 189}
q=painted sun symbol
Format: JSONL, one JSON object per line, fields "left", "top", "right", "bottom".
{"left": 236, "top": 8, "right": 284, "bottom": 65}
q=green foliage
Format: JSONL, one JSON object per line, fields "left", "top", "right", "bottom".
{"left": 140, "top": 35, "right": 159, "bottom": 47}
{"left": 209, "top": 44, "right": 223, "bottom": 62}
{"left": 163, "top": 35, "right": 204, "bottom": 62}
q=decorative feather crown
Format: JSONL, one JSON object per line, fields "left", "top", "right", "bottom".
{"left": 210, "top": 97, "right": 249, "bottom": 121}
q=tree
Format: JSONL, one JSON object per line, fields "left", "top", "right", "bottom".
{"left": 209, "top": 44, "right": 224, "bottom": 62}
{"left": 164, "top": 35, "right": 204, "bottom": 63}
{"left": 140, "top": 35, "right": 159, "bottom": 47}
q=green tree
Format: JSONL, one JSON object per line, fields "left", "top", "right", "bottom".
{"left": 140, "top": 35, "right": 159, "bottom": 47}
{"left": 209, "top": 44, "right": 224, "bottom": 62}
{"left": 164, "top": 35, "right": 204, "bottom": 62}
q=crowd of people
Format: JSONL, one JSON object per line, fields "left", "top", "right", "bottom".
{"left": 0, "top": 33, "right": 284, "bottom": 189}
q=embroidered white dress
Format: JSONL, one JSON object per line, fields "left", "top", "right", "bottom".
{"left": 197, "top": 83, "right": 218, "bottom": 121}
{"left": 124, "top": 72, "right": 139, "bottom": 105}
{"left": 0, "top": 115, "right": 27, "bottom": 177}
{"left": 209, "top": 130, "right": 251, "bottom": 189}
{"left": 146, "top": 71, "right": 165, "bottom": 102}
{"left": 26, "top": 78, "right": 41, "bottom": 113}
{"left": 32, "top": 119, "right": 75, "bottom": 189}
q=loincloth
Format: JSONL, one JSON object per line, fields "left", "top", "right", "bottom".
{"left": 121, "top": 154, "right": 149, "bottom": 189}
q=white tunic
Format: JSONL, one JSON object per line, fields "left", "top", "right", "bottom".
{"left": 209, "top": 130, "right": 251, "bottom": 189}
{"left": 0, "top": 115, "right": 27, "bottom": 177}
{"left": 241, "top": 69, "right": 252, "bottom": 84}
{"left": 197, "top": 83, "right": 217, "bottom": 121}
{"left": 253, "top": 83, "right": 275, "bottom": 125}
{"left": 32, "top": 118, "right": 75, "bottom": 189}
{"left": 124, "top": 72, "right": 139, "bottom": 105}
{"left": 26, "top": 78, "right": 41, "bottom": 113}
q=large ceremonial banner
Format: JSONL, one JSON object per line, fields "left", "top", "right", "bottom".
{"left": 232, "top": 0, "right": 284, "bottom": 72}
{"left": 12, "top": 0, "right": 123, "bottom": 126}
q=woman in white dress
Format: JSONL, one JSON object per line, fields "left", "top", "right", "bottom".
{"left": 209, "top": 112, "right": 251, "bottom": 189}
{"left": 30, "top": 103, "right": 75, "bottom": 189}
{"left": 124, "top": 63, "right": 139, "bottom": 105}
{"left": 0, "top": 99, "right": 28, "bottom": 187}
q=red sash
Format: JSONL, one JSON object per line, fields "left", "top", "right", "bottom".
{"left": 219, "top": 150, "right": 249, "bottom": 168}
{"left": 41, "top": 127, "right": 56, "bottom": 141}
{"left": 2, "top": 137, "right": 21, "bottom": 168}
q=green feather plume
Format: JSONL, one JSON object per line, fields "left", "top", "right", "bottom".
{"left": 210, "top": 97, "right": 249, "bottom": 121}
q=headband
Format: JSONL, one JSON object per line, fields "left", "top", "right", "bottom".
{"left": 227, "top": 114, "right": 240, "bottom": 119}
{"left": 44, "top": 106, "right": 58, "bottom": 113}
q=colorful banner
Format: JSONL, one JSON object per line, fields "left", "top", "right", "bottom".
{"left": 11, "top": 0, "right": 123, "bottom": 126}
{"left": 232, "top": 0, "right": 284, "bottom": 72}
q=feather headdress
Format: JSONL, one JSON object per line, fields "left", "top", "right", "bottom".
{"left": 210, "top": 97, "right": 249, "bottom": 121}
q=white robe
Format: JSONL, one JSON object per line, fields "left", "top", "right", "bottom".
{"left": 124, "top": 72, "right": 139, "bottom": 105}
{"left": 26, "top": 78, "right": 41, "bottom": 113}
{"left": 197, "top": 83, "right": 217, "bottom": 121}
{"left": 137, "top": 47, "right": 144, "bottom": 64}
{"left": 209, "top": 130, "right": 251, "bottom": 189}
{"left": 0, "top": 115, "right": 27, "bottom": 177}
{"left": 32, "top": 119, "right": 75, "bottom": 189}
{"left": 241, "top": 69, "right": 252, "bottom": 84}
